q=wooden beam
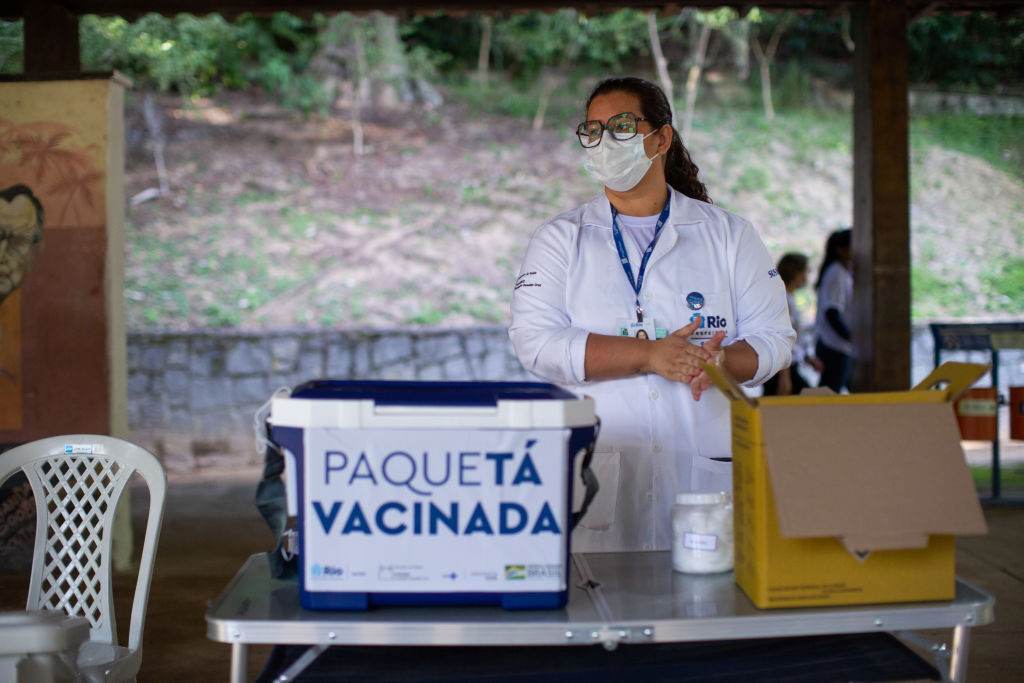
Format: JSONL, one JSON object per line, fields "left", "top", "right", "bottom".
{"left": 851, "top": 0, "right": 910, "bottom": 392}
{"left": 43, "top": 0, "right": 860, "bottom": 17}
{"left": 24, "top": 2, "right": 80, "bottom": 73}
{"left": 6, "top": 0, "right": 1023, "bottom": 19}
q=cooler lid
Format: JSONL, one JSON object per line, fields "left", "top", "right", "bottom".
{"left": 272, "top": 380, "right": 595, "bottom": 429}
{"left": 290, "top": 380, "right": 578, "bottom": 406}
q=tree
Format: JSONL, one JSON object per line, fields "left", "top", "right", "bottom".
{"left": 646, "top": 12, "right": 676, "bottom": 128}
{"left": 750, "top": 11, "right": 794, "bottom": 122}
{"left": 311, "top": 14, "right": 372, "bottom": 156}
{"left": 720, "top": 15, "right": 751, "bottom": 81}
{"left": 374, "top": 12, "right": 413, "bottom": 109}
{"left": 681, "top": 9, "right": 736, "bottom": 141}
{"left": 475, "top": 15, "right": 492, "bottom": 85}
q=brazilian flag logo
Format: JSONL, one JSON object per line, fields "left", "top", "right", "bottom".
{"left": 505, "top": 564, "right": 526, "bottom": 580}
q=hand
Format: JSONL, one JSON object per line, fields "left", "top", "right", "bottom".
{"left": 689, "top": 331, "right": 727, "bottom": 401}
{"left": 644, "top": 317, "right": 716, "bottom": 384}
{"left": 809, "top": 357, "right": 824, "bottom": 373}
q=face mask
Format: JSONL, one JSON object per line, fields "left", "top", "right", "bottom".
{"left": 583, "top": 131, "right": 662, "bottom": 192}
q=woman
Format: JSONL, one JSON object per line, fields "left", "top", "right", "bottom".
{"left": 509, "top": 77, "right": 794, "bottom": 552}
{"left": 762, "top": 252, "right": 822, "bottom": 396}
{"left": 814, "top": 228, "right": 854, "bottom": 393}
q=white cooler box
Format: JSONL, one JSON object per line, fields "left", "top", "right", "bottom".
{"left": 269, "top": 380, "right": 598, "bottom": 611}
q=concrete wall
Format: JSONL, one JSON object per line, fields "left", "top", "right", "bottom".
{"left": 908, "top": 89, "right": 1024, "bottom": 116}
{"left": 127, "top": 324, "right": 1024, "bottom": 471}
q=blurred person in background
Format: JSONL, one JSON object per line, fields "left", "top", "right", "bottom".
{"left": 763, "top": 252, "right": 822, "bottom": 395}
{"left": 814, "top": 228, "right": 854, "bottom": 393}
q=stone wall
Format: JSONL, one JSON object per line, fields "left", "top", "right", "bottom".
{"left": 127, "top": 324, "right": 1024, "bottom": 471}
{"left": 908, "top": 89, "right": 1024, "bottom": 116}
{"left": 127, "top": 326, "right": 529, "bottom": 470}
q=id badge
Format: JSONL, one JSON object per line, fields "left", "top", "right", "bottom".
{"left": 618, "top": 320, "right": 667, "bottom": 340}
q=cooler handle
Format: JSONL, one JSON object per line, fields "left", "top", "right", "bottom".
{"left": 372, "top": 404, "right": 499, "bottom": 417}
{"left": 571, "top": 418, "right": 601, "bottom": 530}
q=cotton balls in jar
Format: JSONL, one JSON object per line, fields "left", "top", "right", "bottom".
{"left": 672, "top": 491, "right": 734, "bottom": 574}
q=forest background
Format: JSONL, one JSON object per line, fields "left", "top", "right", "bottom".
{"left": 0, "top": 9, "right": 1021, "bottom": 329}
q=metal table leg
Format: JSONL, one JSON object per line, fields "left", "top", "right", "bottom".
{"left": 275, "top": 645, "right": 327, "bottom": 682}
{"left": 949, "top": 624, "right": 971, "bottom": 683}
{"left": 231, "top": 642, "right": 248, "bottom": 683}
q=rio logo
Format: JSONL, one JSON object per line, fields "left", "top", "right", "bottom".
{"left": 690, "top": 312, "right": 728, "bottom": 329}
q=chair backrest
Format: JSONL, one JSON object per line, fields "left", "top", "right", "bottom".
{"left": 0, "top": 435, "right": 166, "bottom": 652}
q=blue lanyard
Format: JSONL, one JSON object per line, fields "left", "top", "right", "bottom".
{"left": 611, "top": 199, "right": 671, "bottom": 322}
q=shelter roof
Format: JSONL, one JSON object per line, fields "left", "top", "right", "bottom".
{"left": 5, "top": 0, "right": 1024, "bottom": 19}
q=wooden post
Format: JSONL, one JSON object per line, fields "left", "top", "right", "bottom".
{"left": 23, "top": 2, "right": 81, "bottom": 74}
{"left": 851, "top": 0, "right": 910, "bottom": 391}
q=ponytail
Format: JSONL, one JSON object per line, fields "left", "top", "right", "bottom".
{"left": 664, "top": 128, "right": 710, "bottom": 204}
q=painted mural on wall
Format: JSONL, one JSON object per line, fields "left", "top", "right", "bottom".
{"left": 0, "top": 86, "right": 109, "bottom": 431}
{"left": 0, "top": 184, "right": 44, "bottom": 303}
{"left": 1, "top": 83, "right": 113, "bottom": 569}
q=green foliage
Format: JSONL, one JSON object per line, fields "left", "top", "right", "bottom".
{"left": 6, "top": 9, "right": 1022, "bottom": 112}
{"left": 773, "top": 61, "right": 814, "bottom": 110}
{"left": 971, "top": 465, "right": 1024, "bottom": 494}
{"left": 981, "top": 257, "right": 1024, "bottom": 312}
{"left": 81, "top": 14, "right": 238, "bottom": 94}
{"left": 0, "top": 20, "right": 22, "bottom": 73}
{"left": 488, "top": 10, "right": 649, "bottom": 79}
{"left": 401, "top": 14, "right": 480, "bottom": 72}
{"left": 733, "top": 166, "right": 770, "bottom": 193}
{"left": 910, "top": 14, "right": 1024, "bottom": 89}
{"left": 406, "top": 306, "right": 447, "bottom": 325}
{"left": 79, "top": 13, "right": 327, "bottom": 110}
{"left": 695, "top": 7, "right": 739, "bottom": 31}
{"left": 911, "top": 265, "right": 963, "bottom": 320}
{"left": 402, "top": 10, "right": 652, "bottom": 80}
{"left": 749, "top": 10, "right": 852, "bottom": 69}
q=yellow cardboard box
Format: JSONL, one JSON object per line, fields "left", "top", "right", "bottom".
{"left": 704, "top": 361, "right": 989, "bottom": 609}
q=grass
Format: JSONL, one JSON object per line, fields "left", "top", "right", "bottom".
{"left": 971, "top": 465, "right": 1024, "bottom": 494}
{"left": 126, "top": 217, "right": 303, "bottom": 328}
{"left": 733, "top": 166, "right": 771, "bottom": 194}
{"left": 234, "top": 189, "right": 279, "bottom": 206}
{"left": 911, "top": 114, "right": 1023, "bottom": 179}
{"left": 912, "top": 265, "right": 967, "bottom": 320}
{"left": 406, "top": 306, "right": 448, "bottom": 325}
{"left": 696, "top": 106, "right": 851, "bottom": 161}
{"left": 980, "top": 257, "right": 1024, "bottom": 312}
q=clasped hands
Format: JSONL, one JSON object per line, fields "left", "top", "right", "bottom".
{"left": 641, "top": 315, "right": 725, "bottom": 401}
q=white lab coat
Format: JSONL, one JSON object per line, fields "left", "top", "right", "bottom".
{"left": 509, "top": 187, "right": 795, "bottom": 552}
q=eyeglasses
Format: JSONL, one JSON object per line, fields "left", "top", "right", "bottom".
{"left": 576, "top": 112, "right": 651, "bottom": 148}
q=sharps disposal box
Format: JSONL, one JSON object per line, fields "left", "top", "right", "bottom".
{"left": 704, "top": 361, "right": 989, "bottom": 609}
{"left": 269, "top": 381, "right": 597, "bottom": 611}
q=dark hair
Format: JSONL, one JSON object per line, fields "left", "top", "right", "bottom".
{"left": 777, "top": 252, "right": 809, "bottom": 287}
{"left": 815, "top": 228, "right": 852, "bottom": 289}
{"left": 585, "top": 76, "right": 710, "bottom": 204}
{"left": 0, "top": 184, "right": 44, "bottom": 235}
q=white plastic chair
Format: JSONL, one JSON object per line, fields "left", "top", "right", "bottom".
{"left": 0, "top": 436, "right": 166, "bottom": 682}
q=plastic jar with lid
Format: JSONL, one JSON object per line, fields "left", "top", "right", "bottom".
{"left": 671, "top": 491, "right": 734, "bottom": 574}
